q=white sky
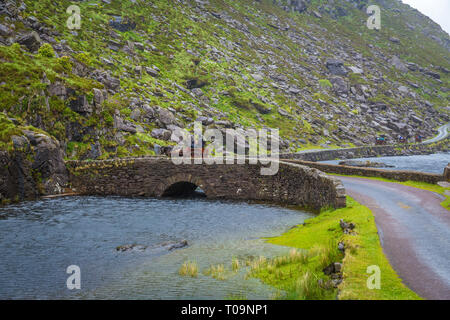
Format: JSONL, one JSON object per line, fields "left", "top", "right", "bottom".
{"left": 401, "top": 0, "right": 450, "bottom": 34}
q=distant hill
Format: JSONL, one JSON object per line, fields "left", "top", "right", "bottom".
{"left": 0, "top": 0, "right": 449, "bottom": 160}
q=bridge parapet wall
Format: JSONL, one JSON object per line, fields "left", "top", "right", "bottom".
{"left": 66, "top": 158, "right": 346, "bottom": 210}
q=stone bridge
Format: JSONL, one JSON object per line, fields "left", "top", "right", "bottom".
{"left": 66, "top": 157, "right": 346, "bottom": 210}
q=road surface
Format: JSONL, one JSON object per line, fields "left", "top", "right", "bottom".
{"left": 423, "top": 122, "right": 450, "bottom": 144}
{"left": 337, "top": 176, "right": 450, "bottom": 300}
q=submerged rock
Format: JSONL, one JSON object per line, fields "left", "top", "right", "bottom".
{"left": 116, "top": 244, "right": 147, "bottom": 252}
{"left": 116, "top": 240, "right": 189, "bottom": 253}
{"left": 159, "top": 239, "right": 189, "bottom": 251}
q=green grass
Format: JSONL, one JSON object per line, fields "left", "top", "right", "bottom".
{"left": 332, "top": 174, "right": 450, "bottom": 210}
{"left": 254, "top": 197, "right": 421, "bottom": 300}
{"left": 178, "top": 261, "right": 198, "bottom": 278}
{"left": 0, "top": 114, "right": 22, "bottom": 150}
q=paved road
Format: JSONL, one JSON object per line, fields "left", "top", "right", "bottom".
{"left": 423, "top": 122, "right": 450, "bottom": 144}
{"left": 337, "top": 176, "right": 450, "bottom": 300}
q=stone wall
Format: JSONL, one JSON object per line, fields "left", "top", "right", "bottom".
{"left": 284, "top": 160, "right": 444, "bottom": 184}
{"left": 280, "top": 140, "right": 449, "bottom": 162}
{"left": 66, "top": 158, "right": 346, "bottom": 210}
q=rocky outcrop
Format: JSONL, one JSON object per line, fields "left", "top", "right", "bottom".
{"left": 0, "top": 130, "right": 68, "bottom": 203}
{"left": 16, "top": 31, "right": 41, "bottom": 52}
{"left": 326, "top": 59, "right": 348, "bottom": 76}
{"left": 444, "top": 164, "right": 450, "bottom": 182}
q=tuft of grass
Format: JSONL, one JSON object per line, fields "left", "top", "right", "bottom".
{"left": 232, "top": 258, "right": 240, "bottom": 272}
{"left": 179, "top": 261, "right": 198, "bottom": 278}
{"left": 318, "top": 79, "right": 332, "bottom": 89}
{"left": 204, "top": 264, "right": 226, "bottom": 280}
{"left": 292, "top": 271, "right": 324, "bottom": 300}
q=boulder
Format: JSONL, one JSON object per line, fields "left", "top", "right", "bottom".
{"left": 389, "top": 37, "right": 400, "bottom": 44}
{"left": 16, "top": 31, "right": 41, "bottom": 52}
{"left": 157, "top": 108, "right": 177, "bottom": 126}
{"left": 151, "top": 128, "right": 171, "bottom": 141}
{"left": 68, "top": 95, "right": 92, "bottom": 115}
{"left": 93, "top": 88, "right": 105, "bottom": 108}
{"left": 0, "top": 23, "right": 13, "bottom": 37}
{"left": 349, "top": 66, "right": 364, "bottom": 74}
{"left": 330, "top": 76, "right": 349, "bottom": 95}
{"left": 326, "top": 59, "right": 348, "bottom": 76}
{"left": 109, "top": 17, "right": 136, "bottom": 32}
{"left": 423, "top": 70, "right": 440, "bottom": 79}
{"left": 191, "top": 88, "right": 204, "bottom": 97}
{"left": 276, "top": 0, "right": 308, "bottom": 13}
{"left": 114, "top": 112, "right": 137, "bottom": 133}
{"left": 389, "top": 56, "right": 408, "bottom": 73}
{"left": 145, "top": 67, "right": 159, "bottom": 77}
{"left": 197, "top": 116, "right": 214, "bottom": 126}
{"left": 130, "top": 109, "right": 141, "bottom": 121}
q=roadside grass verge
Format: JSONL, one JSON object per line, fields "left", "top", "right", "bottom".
{"left": 332, "top": 174, "right": 450, "bottom": 210}
{"left": 253, "top": 197, "right": 421, "bottom": 300}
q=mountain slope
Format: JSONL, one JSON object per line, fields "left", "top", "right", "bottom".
{"left": 0, "top": 0, "right": 449, "bottom": 160}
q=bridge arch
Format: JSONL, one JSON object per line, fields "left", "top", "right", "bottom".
{"left": 154, "top": 174, "right": 214, "bottom": 198}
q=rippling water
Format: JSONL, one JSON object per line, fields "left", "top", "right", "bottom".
{"left": 0, "top": 197, "right": 312, "bottom": 300}
{"left": 321, "top": 153, "right": 450, "bottom": 174}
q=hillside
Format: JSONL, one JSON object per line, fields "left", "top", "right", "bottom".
{"left": 0, "top": 0, "right": 449, "bottom": 162}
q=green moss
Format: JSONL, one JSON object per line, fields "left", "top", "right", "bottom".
{"left": 120, "top": 107, "right": 132, "bottom": 117}
{"left": 0, "top": 114, "right": 22, "bottom": 150}
{"left": 318, "top": 79, "right": 332, "bottom": 89}
{"left": 37, "top": 43, "right": 55, "bottom": 58}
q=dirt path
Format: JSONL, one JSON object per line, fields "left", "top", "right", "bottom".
{"left": 337, "top": 176, "right": 450, "bottom": 300}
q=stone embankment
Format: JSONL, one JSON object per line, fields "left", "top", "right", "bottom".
{"left": 284, "top": 160, "right": 447, "bottom": 184}
{"left": 281, "top": 140, "right": 449, "bottom": 162}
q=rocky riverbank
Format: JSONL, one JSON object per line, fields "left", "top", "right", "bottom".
{"left": 0, "top": 115, "right": 68, "bottom": 204}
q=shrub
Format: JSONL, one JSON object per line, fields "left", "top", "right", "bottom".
{"left": 319, "top": 79, "right": 332, "bottom": 89}
{"left": 37, "top": 43, "right": 55, "bottom": 58}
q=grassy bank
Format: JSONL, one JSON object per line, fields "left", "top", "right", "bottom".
{"left": 332, "top": 174, "right": 450, "bottom": 210}
{"left": 251, "top": 197, "right": 421, "bottom": 300}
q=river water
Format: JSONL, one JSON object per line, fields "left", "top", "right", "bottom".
{"left": 0, "top": 197, "right": 313, "bottom": 300}
{"left": 321, "top": 153, "right": 450, "bottom": 174}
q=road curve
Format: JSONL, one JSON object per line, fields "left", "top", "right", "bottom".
{"left": 423, "top": 122, "right": 450, "bottom": 144}
{"left": 337, "top": 176, "right": 450, "bottom": 300}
